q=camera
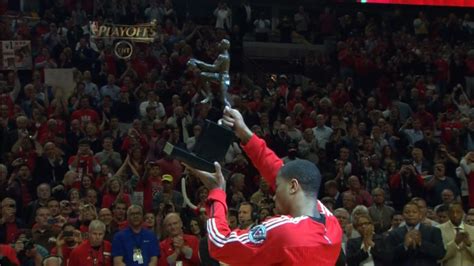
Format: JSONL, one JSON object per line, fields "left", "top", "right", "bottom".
{"left": 47, "top": 218, "right": 58, "bottom": 224}
{"left": 23, "top": 239, "right": 35, "bottom": 251}
{"left": 401, "top": 159, "right": 412, "bottom": 165}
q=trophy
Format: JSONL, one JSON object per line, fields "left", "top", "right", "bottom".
{"left": 164, "top": 39, "right": 234, "bottom": 176}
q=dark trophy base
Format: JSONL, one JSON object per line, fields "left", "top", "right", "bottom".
{"left": 164, "top": 119, "right": 234, "bottom": 177}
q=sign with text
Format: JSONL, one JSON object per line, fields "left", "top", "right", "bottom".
{"left": 0, "top": 40, "right": 32, "bottom": 70}
{"left": 90, "top": 21, "right": 158, "bottom": 59}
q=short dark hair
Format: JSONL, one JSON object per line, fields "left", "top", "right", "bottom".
{"left": 278, "top": 159, "right": 321, "bottom": 196}
{"left": 78, "top": 138, "right": 91, "bottom": 146}
{"left": 436, "top": 204, "right": 449, "bottom": 214}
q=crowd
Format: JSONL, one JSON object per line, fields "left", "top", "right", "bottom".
{"left": 0, "top": 0, "right": 474, "bottom": 265}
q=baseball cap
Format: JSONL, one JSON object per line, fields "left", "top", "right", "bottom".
{"left": 162, "top": 174, "right": 173, "bottom": 183}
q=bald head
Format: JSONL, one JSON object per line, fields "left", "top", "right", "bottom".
{"left": 163, "top": 212, "right": 183, "bottom": 237}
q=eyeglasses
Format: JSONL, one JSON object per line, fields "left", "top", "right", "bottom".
{"left": 2, "top": 204, "right": 16, "bottom": 208}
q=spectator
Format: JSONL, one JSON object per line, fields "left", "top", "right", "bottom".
{"left": 0, "top": 197, "right": 25, "bottom": 244}
{"left": 32, "top": 207, "right": 61, "bottom": 250}
{"left": 111, "top": 205, "right": 159, "bottom": 266}
{"left": 424, "top": 162, "right": 460, "bottom": 207}
{"left": 294, "top": 6, "right": 309, "bottom": 39}
{"left": 50, "top": 223, "right": 80, "bottom": 265}
{"left": 346, "top": 213, "right": 391, "bottom": 266}
{"left": 253, "top": 12, "right": 270, "bottom": 42}
{"left": 368, "top": 188, "right": 394, "bottom": 233}
{"left": 386, "top": 202, "right": 445, "bottom": 265}
{"left": 95, "top": 136, "right": 122, "bottom": 172}
{"left": 214, "top": 1, "right": 232, "bottom": 31}
{"left": 159, "top": 213, "right": 200, "bottom": 265}
{"left": 438, "top": 202, "right": 474, "bottom": 266}
{"left": 68, "top": 220, "right": 113, "bottom": 266}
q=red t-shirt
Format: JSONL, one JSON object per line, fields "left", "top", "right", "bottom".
{"left": 159, "top": 234, "right": 200, "bottom": 266}
{"left": 68, "top": 240, "right": 112, "bottom": 266}
{"left": 5, "top": 222, "right": 19, "bottom": 244}
{"left": 0, "top": 93, "right": 14, "bottom": 117}
{"left": 0, "top": 244, "right": 20, "bottom": 265}
{"left": 67, "top": 155, "right": 99, "bottom": 177}
{"left": 139, "top": 176, "right": 162, "bottom": 212}
{"left": 51, "top": 245, "right": 75, "bottom": 265}
{"left": 71, "top": 108, "right": 99, "bottom": 125}
{"left": 434, "top": 58, "right": 449, "bottom": 81}
{"left": 101, "top": 193, "right": 131, "bottom": 209}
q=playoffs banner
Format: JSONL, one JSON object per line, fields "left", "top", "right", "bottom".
{"left": 90, "top": 21, "right": 158, "bottom": 59}
{"left": 0, "top": 40, "right": 32, "bottom": 70}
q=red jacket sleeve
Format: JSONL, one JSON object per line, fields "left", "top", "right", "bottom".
{"left": 0, "top": 245, "right": 20, "bottom": 266}
{"left": 241, "top": 134, "right": 283, "bottom": 192}
{"left": 206, "top": 189, "right": 267, "bottom": 265}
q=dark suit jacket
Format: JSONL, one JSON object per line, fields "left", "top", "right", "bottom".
{"left": 387, "top": 224, "right": 446, "bottom": 266}
{"left": 33, "top": 156, "right": 68, "bottom": 187}
{"left": 346, "top": 234, "right": 391, "bottom": 266}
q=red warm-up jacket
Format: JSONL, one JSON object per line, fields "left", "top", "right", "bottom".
{"left": 205, "top": 134, "right": 342, "bottom": 266}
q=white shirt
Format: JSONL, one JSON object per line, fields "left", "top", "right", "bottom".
{"left": 214, "top": 8, "right": 231, "bottom": 29}
{"left": 359, "top": 242, "right": 375, "bottom": 266}
{"left": 312, "top": 125, "right": 333, "bottom": 149}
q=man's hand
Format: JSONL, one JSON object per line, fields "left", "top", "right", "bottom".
{"left": 173, "top": 236, "right": 184, "bottom": 250}
{"left": 221, "top": 107, "right": 253, "bottom": 144}
{"left": 455, "top": 231, "right": 465, "bottom": 245}
{"left": 463, "top": 232, "right": 472, "bottom": 247}
{"left": 184, "top": 162, "right": 226, "bottom": 191}
{"left": 411, "top": 230, "right": 421, "bottom": 247}
{"left": 404, "top": 231, "right": 415, "bottom": 248}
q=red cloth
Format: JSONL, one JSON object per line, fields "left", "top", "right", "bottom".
{"left": 0, "top": 93, "right": 14, "bottom": 117}
{"left": 159, "top": 234, "right": 200, "bottom": 266}
{"left": 67, "top": 155, "right": 99, "bottom": 176}
{"left": 439, "top": 121, "right": 463, "bottom": 143}
{"left": 0, "top": 244, "right": 20, "bottom": 265}
{"left": 389, "top": 172, "right": 424, "bottom": 189}
{"left": 5, "top": 222, "right": 19, "bottom": 244}
{"left": 68, "top": 240, "right": 112, "bottom": 266}
{"left": 466, "top": 58, "right": 474, "bottom": 76}
{"left": 20, "top": 180, "right": 32, "bottom": 207}
{"left": 71, "top": 108, "right": 100, "bottom": 125}
{"left": 101, "top": 193, "right": 131, "bottom": 209}
{"left": 51, "top": 245, "right": 75, "bottom": 265}
{"left": 414, "top": 111, "right": 435, "bottom": 129}
{"left": 204, "top": 134, "right": 342, "bottom": 265}
{"left": 434, "top": 58, "right": 449, "bottom": 81}
{"left": 140, "top": 176, "right": 162, "bottom": 213}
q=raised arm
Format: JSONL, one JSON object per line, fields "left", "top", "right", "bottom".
{"left": 221, "top": 107, "right": 282, "bottom": 191}
{"left": 193, "top": 55, "right": 225, "bottom": 72}
{"left": 185, "top": 162, "right": 274, "bottom": 265}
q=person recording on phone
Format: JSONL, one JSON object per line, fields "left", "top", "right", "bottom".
{"left": 183, "top": 107, "right": 342, "bottom": 265}
{"left": 67, "top": 139, "right": 101, "bottom": 177}
{"left": 389, "top": 159, "right": 425, "bottom": 211}
{"left": 0, "top": 197, "right": 25, "bottom": 244}
{"left": 50, "top": 223, "right": 80, "bottom": 265}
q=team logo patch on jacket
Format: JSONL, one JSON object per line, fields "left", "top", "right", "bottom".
{"left": 248, "top": 224, "right": 267, "bottom": 244}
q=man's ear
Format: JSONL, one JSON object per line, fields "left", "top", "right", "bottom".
{"left": 289, "top": 178, "right": 300, "bottom": 194}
